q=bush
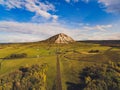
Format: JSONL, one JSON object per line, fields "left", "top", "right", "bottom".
{"left": 4, "top": 53, "right": 27, "bottom": 59}
{"left": 88, "top": 50, "right": 99, "bottom": 53}
{"left": 0, "top": 64, "right": 48, "bottom": 90}
{"left": 79, "top": 62, "right": 120, "bottom": 90}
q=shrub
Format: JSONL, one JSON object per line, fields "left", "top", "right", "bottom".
{"left": 79, "top": 62, "right": 120, "bottom": 90}
{"left": 88, "top": 50, "right": 99, "bottom": 53}
{"left": 4, "top": 53, "right": 27, "bottom": 59}
{"left": 0, "top": 64, "right": 48, "bottom": 90}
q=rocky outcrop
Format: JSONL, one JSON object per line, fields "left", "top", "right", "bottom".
{"left": 45, "top": 33, "right": 75, "bottom": 44}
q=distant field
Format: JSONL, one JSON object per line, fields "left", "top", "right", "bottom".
{"left": 0, "top": 42, "right": 120, "bottom": 90}
{"left": 79, "top": 40, "right": 120, "bottom": 47}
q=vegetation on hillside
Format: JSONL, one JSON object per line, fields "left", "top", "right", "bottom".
{"left": 67, "top": 61, "right": 120, "bottom": 90}
{"left": 0, "top": 64, "right": 48, "bottom": 90}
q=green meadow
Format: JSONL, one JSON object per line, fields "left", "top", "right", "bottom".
{"left": 0, "top": 42, "right": 120, "bottom": 90}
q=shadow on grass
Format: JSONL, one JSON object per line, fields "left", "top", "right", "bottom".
{"left": 66, "top": 82, "right": 84, "bottom": 90}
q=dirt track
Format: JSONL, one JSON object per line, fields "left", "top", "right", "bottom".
{"left": 56, "top": 54, "right": 62, "bottom": 90}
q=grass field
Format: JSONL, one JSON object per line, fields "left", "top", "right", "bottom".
{"left": 0, "top": 42, "right": 120, "bottom": 90}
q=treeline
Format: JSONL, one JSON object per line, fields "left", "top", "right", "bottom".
{"left": 79, "top": 61, "right": 120, "bottom": 90}
{"left": 4, "top": 53, "right": 27, "bottom": 59}
{"left": 0, "top": 63, "right": 48, "bottom": 90}
{"left": 79, "top": 40, "right": 120, "bottom": 47}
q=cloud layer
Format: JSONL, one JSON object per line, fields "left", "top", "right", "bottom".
{"left": 0, "top": 0, "right": 58, "bottom": 20}
{"left": 64, "top": 0, "right": 120, "bottom": 14}
{"left": 0, "top": 21, "right": 118, "bottom": 43}
{"left": 83, "top": 25, "right": 112, "bottom": 31}
{"left": 0, "top": 21, "right": 83, "bottom": 41}
{"left": 98, "top": 0, "right": 120, "bottom": 14}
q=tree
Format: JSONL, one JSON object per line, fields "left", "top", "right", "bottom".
{"left": 79, "top": 62, "right": 120, "bottom": 90}
{"left": 0, "top": 63, "right": 48, "bottom": 90}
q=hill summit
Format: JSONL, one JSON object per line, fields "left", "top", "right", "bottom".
{"left": 45, "top": 33, "right": 75, "bottom": 44}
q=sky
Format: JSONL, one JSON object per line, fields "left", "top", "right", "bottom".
{"left": 0, "top": 0, "right": 120, "bottom": 43}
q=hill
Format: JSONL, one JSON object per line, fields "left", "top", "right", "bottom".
{"left": 44, "top": 33, "right": 75, "bottom": 44}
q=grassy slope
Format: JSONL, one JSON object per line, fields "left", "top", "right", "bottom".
{"left": 0, "top": 42, "right": 120, "bottom": 90}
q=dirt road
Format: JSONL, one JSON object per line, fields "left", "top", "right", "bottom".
{"left": 56, "top": 54, "right": 62, "bottom": 90}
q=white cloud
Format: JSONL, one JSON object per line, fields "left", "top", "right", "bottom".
{"left": 0, "top": 33, "right": 41, "bottom": 43}
{"left": 0, "top": 21, "right": 84, "bottom": 42}
{"left": 64, "top": 0, "right": 120, "bottom": 14}
{"left": 98, "top": 0, "right": 120, "bottom": 14}
{"left": 0, "top": 0, "right": 23, "bottom": 9}
{"left": 0, "top": 21, "right": 119, "bottom": 43}
{"left": 88, "top": 32, "right": 120, "bottom": 40}
{"left": 65, "top": 0, "right": 80, "bottom": 3}
{"left": 83, "top": 25, "right": 112, "bottom": 31}
{"left": 0, "top": 0, "right": 58, "bottom": 20}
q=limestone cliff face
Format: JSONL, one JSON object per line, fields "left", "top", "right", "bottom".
{"left": 45, "top": 33, "right": 75, "bottom": 44}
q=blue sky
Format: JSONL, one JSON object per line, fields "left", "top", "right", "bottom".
{"left": 0, "top": 0, "right": 120, "bottom": 42}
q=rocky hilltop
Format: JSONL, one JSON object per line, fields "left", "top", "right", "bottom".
{"left": 45, "top": 33, "right": 75, "bottom": 44}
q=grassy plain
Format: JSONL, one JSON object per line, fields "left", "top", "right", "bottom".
{"left": 0, "top": 42, "right": 120, "bottom": 90}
